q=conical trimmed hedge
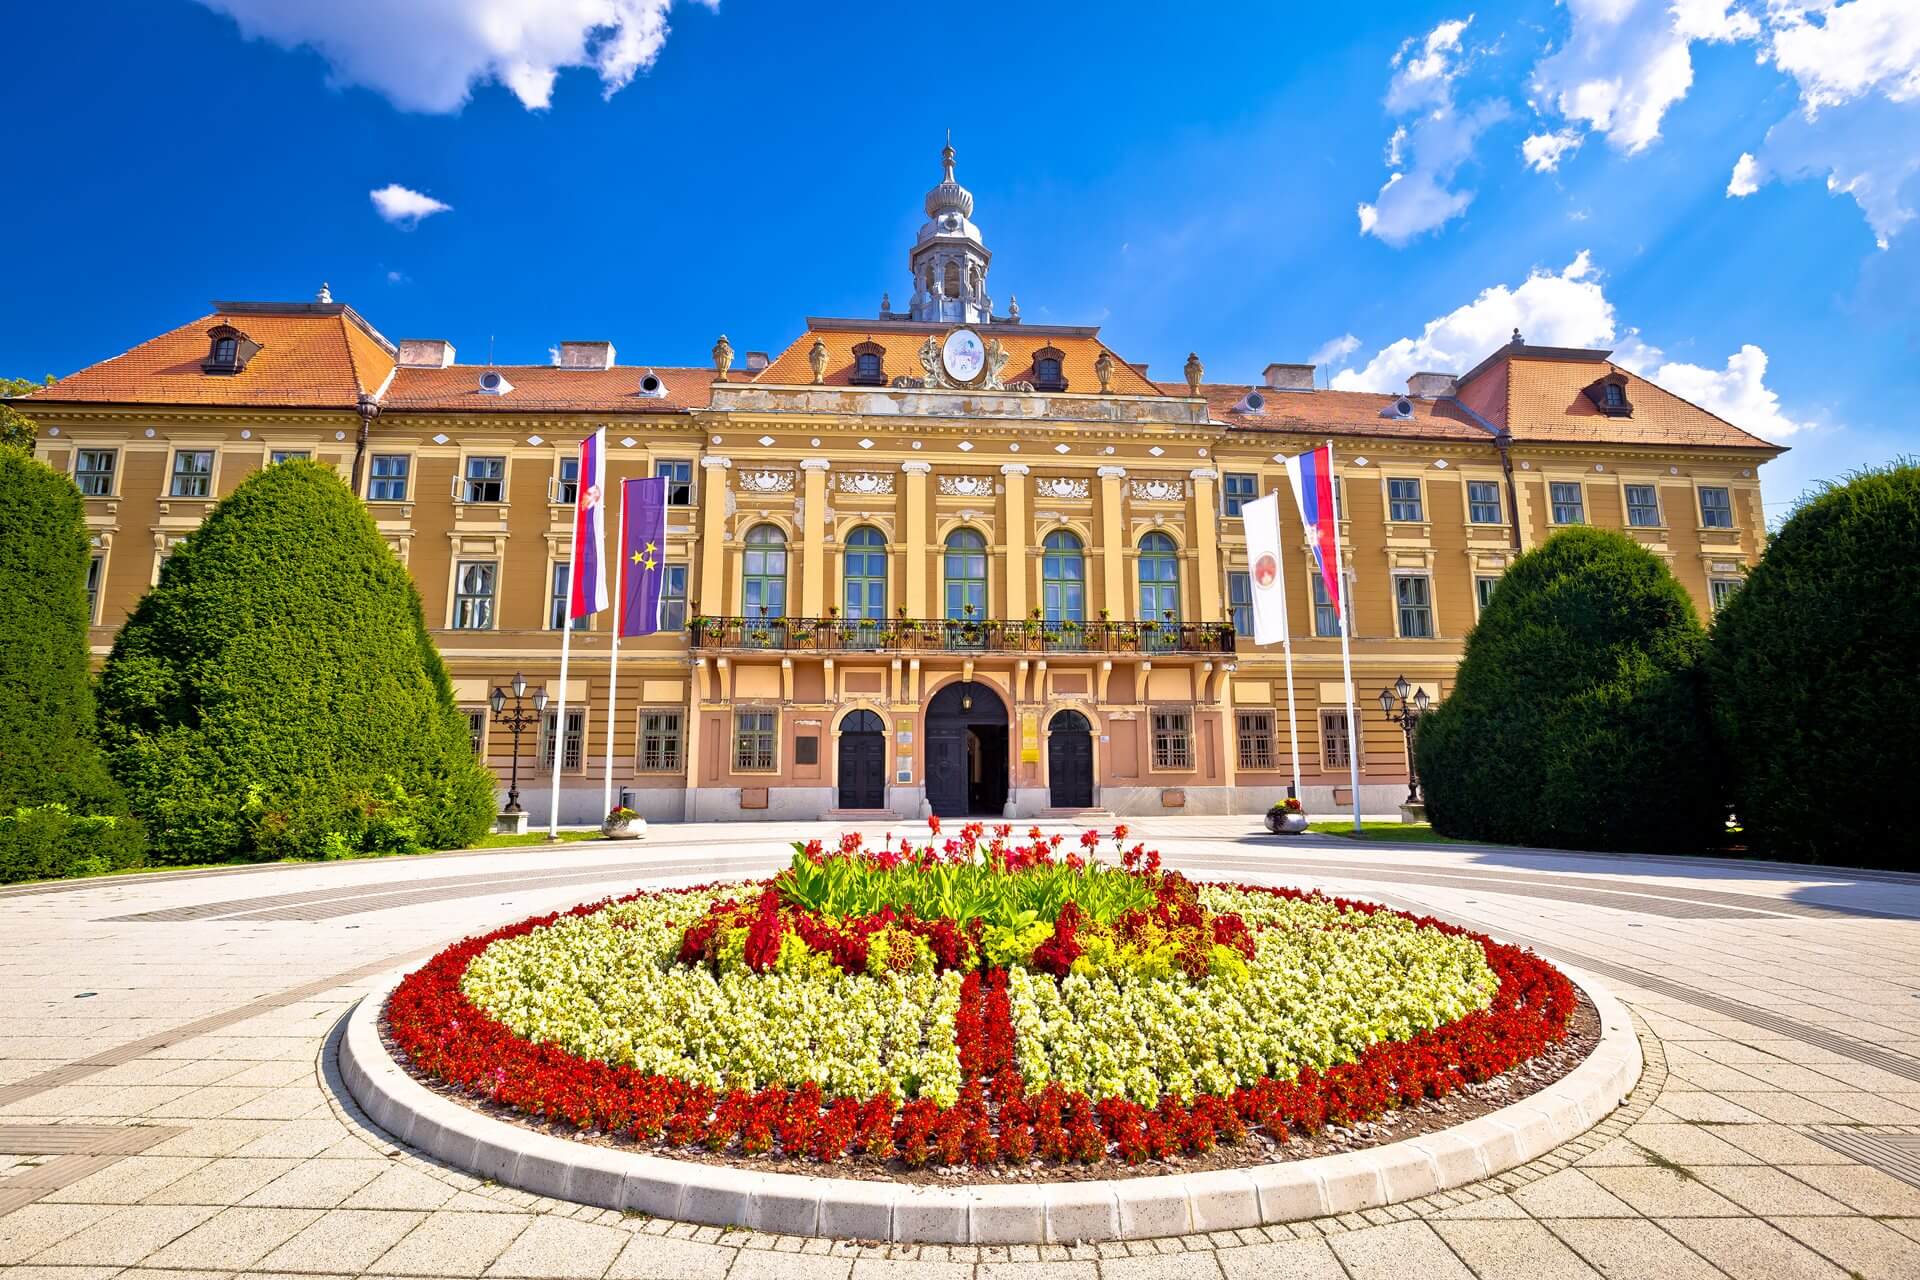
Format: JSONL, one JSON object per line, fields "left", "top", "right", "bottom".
{"left": 1415, "top": 526, "right": 1723, "bottom": 853}
{"left": 99, "top": 460, "right": 496, "bottom": 863}
{"left": 1707, "top": 463, "right": 1920, "bottom": 867}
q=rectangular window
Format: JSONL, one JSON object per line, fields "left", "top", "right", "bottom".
{"left": 1222, "top": 472, "right": 1258, "bottom": 517}
{"left": 463, "top": 456, "right": 505, "bottom": 503}
{"left": 74, "top": 449, "right": 116, "bottom": 497}
{"left": 1227, "top": 571, "right": 1253, "bottom": 637}
{"left": 368, "top": 454, "right": 410, "bottom": 501}
{"left": 1320, "top": 709, "right": 1351, "bottom": 770}
{"left": 1550, "top": 481, "right": 1585, "bottom": 525}
{"left": 1387, "top": 478, "right": 1424, "bottom": 523}
{"left": 660, "top": 564, "right": 688, "bottom": 631}
{"left": 1710, "top": 577, "right": 1741, "bottom": 612}
{"left": 1625, "top": 484, "right": 1662, "bottom": 527}
{"left": 169, "top": 450, "right": 214, "bottom": 498}
{"left": 85, "top": 554, "right": 104, "bottom": 623}
{"left": 638, "top": 711, "right": 684, "bottom": 772}
{"left": 1475, "top": 575, "right": 1500, "bottom": 615}
{"left": 539, "top": 708, "right": 586, "bottom": 773}
{"left": 548, "top": 562, "right": 588, "bottom": 631}
{"left": 557, "top": 457, "right": 579, "bottom": 505}
{"left": 1312, "top": 572, "right": 1351, "bottom": 638}
{"left": 1395, "top": 574, "right": 1434, "bottom": 638}
{"left": 1699, "top": 486, "right": 1734, "bottom": 529}
{"left": 452, "top": 560, "right": 496, "bottom": 630}
{"left": 1235, "top": 710, "right": 1276, "bottom": 771}
{"left": 656, "top": 459, "right": 694, "bottom": 506}
{"left": 1151, "top": 709, "right": 1193, "bottom": 770}
{"left": 734, "top": 710, "right": 777, "bottom": 772}
{"left": 464, "top": 709, "right": 486, "bottom": 756}
{"left": 1467, "top": 479, "right": 1502, "bottom": 525}
{"left": 270, "top": 449, "right": 309, "bottom": 464}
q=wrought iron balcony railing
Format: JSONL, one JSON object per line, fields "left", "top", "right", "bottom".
{"left": 688, "top": 617, "right": 1237, "bottom": 656}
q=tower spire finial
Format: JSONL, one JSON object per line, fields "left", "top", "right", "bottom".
{"left": 941, "top": 130, "right": 955, "bottom": 182}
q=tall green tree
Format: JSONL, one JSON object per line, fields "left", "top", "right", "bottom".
{"left": 1415, "top": 526, "right": 1723, "bottom": 853}
{"left": 99, "top": 461, "right": 496, "bottom": 863}
{"left": 0, "top": 376, "right": 53, "bottom": 451}
{"left": 1707, "top": 462, "right": 1920, "bottom": 867}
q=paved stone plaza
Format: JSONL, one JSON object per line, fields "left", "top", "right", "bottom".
{"left": 3, "top": 818, "right": 1920, "bottom": 1278}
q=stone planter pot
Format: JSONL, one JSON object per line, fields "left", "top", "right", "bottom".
{"left": 1265, "top": 809, "right": 1308, "bottom": 835}
{"left": 600, "top": 817, "right": 646, "bottom": 840}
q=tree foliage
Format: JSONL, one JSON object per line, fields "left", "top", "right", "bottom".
{"left": 1415, "top": 526, "right": 1723, "bottom": 853}
{"left": 1, "top": 376, "right": 53, "bottom": 451}
{"left": 98, "top": 460, "right": 496, "bottom": 863}
{"left": 1706, "top": 462, "right": 1920, "bottom": 867}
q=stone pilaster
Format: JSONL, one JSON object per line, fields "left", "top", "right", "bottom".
{"left": 902, "top": 461, "right": 932, "bottom": 617}
{"left": 799, "top": 458, "right": 830, "bottom": 617}
{"left": 697, "top": 456, "right": 731, "bottom": 615}
{"left": 1097, "top": 466, "right": 1128, "bottom": 621}
{"left": 1000, "top": 463, "right": 1030, "bottom": 620}
{"left": 1190, "top": 468, "right": 1222, "bottom": 623}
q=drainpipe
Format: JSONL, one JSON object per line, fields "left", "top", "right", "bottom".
{"left": 1494, "top": 429, "right": 1523, "bottom": 552}
{"left": 351, "top": 393, "right": 380, "bottom": 498}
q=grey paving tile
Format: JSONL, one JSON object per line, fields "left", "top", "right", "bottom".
{"left": 1213, "top": 1235, "right": 1346, "bottom": 1279}
{"left": 254, "top": 1208, "right": 428, "bottom": 1273}
{"left": 368, "top": 1212, "right": 537, "bottom": 1276}
{"left": 1328, "top": 1221, "right": 1475, "bottom": 1279}
{"left": 1771, "top": 1215, "right": 1920, "bottom": 1280}
{"left": 1773, "top": 1164, "right": 1920, "bottom": 1216}
{"left": 1511, "top": 1169, "right": 1641, "bottom": 1218}
{"left": 723, "top": 1249, "right": 852, "bottom": 1280}
{"left": 1544, "top": 1218, "right": 1727, "bottom": 1279}
{"left": 142, "top": 1156, "right": 303, "bottom": 1205}
{"left": 1657, "top": 1217, "right": 1849, "bottom": 1279}
{"left": 482, "top": 1215, "right": 628, "bottom": 1278}
{"left": 340, "top": 1165, "right": 463, "bottom": 1211}
{"left": 239, "top": 1157, "right": 389, "bottom": 1208}
{"left": 143, "top": 1206, "right": 324, "bottom": 1270}
{"left": 27, "top": 1204, "right": 221, "bottom": 1267}
{"left": 1587, "top": 1166, "right": 1748, "bottom": 1217}
{"left": 0, "top": 1201, "right": 118, "bottom": 1265}
{"left": 1431, "top": 1219, "right": 1603, "bottom": 1279}
{"left": 1687, "top": 1166, "right": 1853, "bottom": 1216}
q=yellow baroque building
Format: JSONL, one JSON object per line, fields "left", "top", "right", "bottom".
{"left": 11, "top": 147, "right": 1782, "bottom": 822}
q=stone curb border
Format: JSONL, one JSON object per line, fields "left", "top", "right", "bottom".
{"left": 340, "top": 960, "right": 1638, "bottom": 1243}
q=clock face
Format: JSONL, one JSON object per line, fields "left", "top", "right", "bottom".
{"left": 942, "top": 328, "right": 986, "bottom": 383}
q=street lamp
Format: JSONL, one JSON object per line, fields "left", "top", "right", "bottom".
{"left": 1377, "top": 675, "right": 1432, "bottom": 805}
{"left": 490, "top": 672, "right": 548, "bottom": 814}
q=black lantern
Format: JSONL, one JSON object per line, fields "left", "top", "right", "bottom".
{"left": 489, "top": 671, "right": 548, "bottom": 814}
{"left": 1377, "top": 674, "right": 1432, "bottom": 806}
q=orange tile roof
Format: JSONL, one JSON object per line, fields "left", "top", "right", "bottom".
{"left": 756, "top": 326, "right": 1165, "bottom": 396}
{"left": 21, "top": 306, "right": 395, "bottom": 409}
{"left": 381, "top": 364, "right": 728, "bottom": 413}
{"left": 1500, "top": 356, "right": 1781, "bottom": 451}
{"left": 1171, "top": 383, "right": 1494, "bottom": 443}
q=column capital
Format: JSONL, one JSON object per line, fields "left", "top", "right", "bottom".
{"left": 1000, "top": 463, "right": 1030, "bottom": 476}
{"left": 900, "top": 460, "right": 933, "bottom": 474}
{"left": 1097, "top": 465, "right": 1128, "bottom": 479}
{"left": 1189, "top": 468, "right": 1219, "bottom": 481}
{"left": 699, "top": 456, "right": 733, "bottom": 469}
{"left": 800, "top": 458, "right": 832, "bottom": 472}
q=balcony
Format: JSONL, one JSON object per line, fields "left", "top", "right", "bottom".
{"left": 689, "top": 617, "right": 1237, "bottom": 657}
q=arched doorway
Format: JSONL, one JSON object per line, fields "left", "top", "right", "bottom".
{"left": 1047, "top": 710, "right": 1094, "bottom": 808}
{"left": 837, "top": 710, "right": 886, "bottom": 810}
{"left": 924, "top": 680, "right": 1009, "bottom": 817}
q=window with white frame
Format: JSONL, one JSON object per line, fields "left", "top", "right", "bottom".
{"left": 74, "top": 449, "right": 116, "bottom": 497}
{"left": 452, "top": 561, "right": 497, "bottom": 629}
{"left": 368, "top": 454, "right": 410, "bottom": 501}
{"left": 556, "top": 457, "right": 579, "bottom": 505}
{"left": 1699, "top": 486, "right": 1734, "bottom": 529}
{"left": 269, "top": 449, "right": 309, "bottom": 464}
{"left": 734, "top": 710, "right": 777, "bottom": 772}
{"left": 463, "top": 456, "right": 505, "bottom": 503}
{"left": 1312, "top": 571, "right": 1352, "bottom": 638}
{"left": 464, "top": 709, "right": 486, "bottom": 756}
{"left": 549, "top": 562, "right": 588, "bottom": 631}
{"left": 1227, "top": 571, "right": 1252, "bottom": 637}
{"left": 638, "top": 710, "right": 684, "bottom": 772}
{"left": 1467, "top": 479, "right": 1502, "bottom": 525}
{"left": 661, "top": 564, "right": 689, "bottom": 631}
{"left": 1387, "top": 478, "right": 1424, "bottom": 523}
{"left": 1475, "top": 575, "right": 1501, "bottom": 615}
{"left": 656, "top": 460, "right": 694, "bottom": 506}
{"left": 169, "top": 450, "right": 213, "bottom": 498}
{"left": 1235, "top": 710, "right": 1276, "bottom": 770}
{"left": 539, "top": 707, "right": 586, "bottom": 772}
{"left": 1709, "top": 577, "right": 1742, "bottom": 612}
{"left": 1550, "top": 481, "right": 1585, "bottom": 524}
{"left": 1150, "top": 708, "right": 1193, "bottom": 770}
{"left": 1625, "top": 484, "right": 1662, "bottom": 527}
{"left": 1395, "top": 573, "right": 1434, "bottom": 638}
{"left": 1320, "top": 709, "right": 1351, "bottom": 770}
{"left": 1222, "top": 472, "right": 1258, "bottom": 517}
{"left": 85, "top": 555, "right": 104, "bottom": 623}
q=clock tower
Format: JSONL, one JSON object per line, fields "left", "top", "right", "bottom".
{"left": 907, "top": 137, "right": 995, "bottom": 325}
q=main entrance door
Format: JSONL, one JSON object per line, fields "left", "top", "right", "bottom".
{"left": 1047, "top": 709, "right": 1094, "bottom": 808}
{"left": 837, "top": 710, "right": 886, "bottom": 810}
{"left": 924, "top": 681, "right": 1009, "bottom": 817}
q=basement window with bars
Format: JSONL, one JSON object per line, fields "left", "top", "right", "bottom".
{"left": 1236, "top": 710, "right": 1277, "bottom": 770}
{"left": 539, "top": 708, "right": 586, "bottom": 773}
{"left": 1151, "top": 708, "right": 1194, "bottom": 771}
{"left": 637, "top": 711, "right": 683, "bottom": 772}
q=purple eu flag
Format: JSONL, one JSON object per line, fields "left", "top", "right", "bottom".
{"left": 618, "top": 477, "right": 669, "bottom": 636}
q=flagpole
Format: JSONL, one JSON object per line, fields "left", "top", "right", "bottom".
{"left": 548, "top": 478, "right": 582, "bottom": 842}
{"left": 1271, "top": 493, "right": 1303, "bottom": 800}
{"left": 1325, "top": 439, "right": 1362, "bottom": 833}
{"left": 601, "top": 484, "right": 627, "bottom": 822}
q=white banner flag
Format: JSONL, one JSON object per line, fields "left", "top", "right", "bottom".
{"left": 1243, "top": 492, "right": 1289, "bottom": 646}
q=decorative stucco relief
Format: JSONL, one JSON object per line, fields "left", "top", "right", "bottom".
{"left": 1130, "top": 477, "right": 1188, "bottom": 502}
{"left": 1034, "top": 476, "right": 1090, "bottom": 499}
{"left": 737, "top": 469, "right": 796, "bottom": 494}
{"left": 837, "top": 472, "right": 895, "bottom": 496}
{"left": 938, "top": 474, "right": 995, "bottom": 498}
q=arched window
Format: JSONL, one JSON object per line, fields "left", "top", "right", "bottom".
{"left": 1031, "top": 345, "right": 1068, "bottom": 392}
{"left": 943, "top": 260, "right": 962, "bottom": 299}
{"left": 743, "top": 524, "right": 787, "bottom": 619}
{"left": 1042, "top": 530, "right": 1085, "bottom": 624}
{"left": 1138, "top": 532, "right": 1181, "bottom": 632}
{"left": 944, "top": 528, "right": 987, "bottom": 619}
{"left": 214, "top": 336, "right": 237, "bottom": 366}
{"left": 843, "top": 526, "right": 887, "bottom": 620}
{"left": 850, "top": 340, "right": 886, "bottom": 387}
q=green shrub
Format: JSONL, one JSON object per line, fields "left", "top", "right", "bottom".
{"left": 0, "top": 804, "right": 147, "bottom": 884}
{"left": 1415, "top": 526, "right": 1723, "bottom": 852}
{"left": 98, "top": 461, "right": 496, "bottom": 863}
{"left": 1706, "top": 463, "right": 1920, "bottom": 867}
{"left": 0, "top": 445, "right": 126, "bottom": 815}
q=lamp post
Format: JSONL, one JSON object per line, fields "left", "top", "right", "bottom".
{"left": 489, "top": 672, "right": 548, "bottom": 815}
{"left": 1377, "top": 674, "right": 1432, "bottom": 805}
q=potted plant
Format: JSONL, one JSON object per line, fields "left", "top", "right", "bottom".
{"left": 602, "top": 805, "right": 642, "bottom": 839}
{"left": 1266, "top": 796, "right": 1308, "bottom": 835}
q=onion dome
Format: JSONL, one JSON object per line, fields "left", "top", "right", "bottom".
{"left": 924, "top": 140, "right": 974, "bottom": 221}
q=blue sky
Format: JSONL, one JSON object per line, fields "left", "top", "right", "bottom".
{"left": 4, "top": 0, "right": 1916, "bottom": 516}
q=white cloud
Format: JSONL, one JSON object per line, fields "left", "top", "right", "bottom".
{"left": 1361, "top": 17, "right": 1506, "bottom": 246}
{"left": 1387, "top": 15, "right": 1475, "bottom": 112}
{"left": 1309, "top": 333, "right": 1362, "bottom": 370}
{"left": 1332, "top": 251, "right": 1805, "bottom": 444}
{"left": 369, "top": 184, "right": 451, "bottom": 227}
{"left": 1727, "top": 151, "right": 1762, "bottom": 195}
{"left": 1765, "top": 0, "right": 1920, "bottom": 112}
{"left": 385, "top": 269, "right": 408, "bottom": 284}
{"left": 1522, "top": 128, "right": 1584, "bottom": 172}
{"left": 196, "top": 0, "right": 714, "bottom": 113}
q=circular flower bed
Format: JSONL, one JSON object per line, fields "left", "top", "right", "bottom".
{"left": 387, "top": 823, "right": 1576, "bottom": 1172}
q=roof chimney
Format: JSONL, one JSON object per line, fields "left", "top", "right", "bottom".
{"left": 1263, "top": 362, "right": 1315, "bottom": 391}
{"left": 1407, "top": 371, "right": 1457, "bottom": 398}
{"left": 744, "top": 351, "right": 771, "bottom": 372}
{"left": 397, "top": 339, "right": 456, "bottom": 368}
{"left": 557, "top": 341, "right": 616, "bottom": 370}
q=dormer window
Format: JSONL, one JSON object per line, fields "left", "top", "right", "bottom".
{"left": 1583, "top": 372, "right": 1634, "bottom": 417}
{"left": 1031, "top": 346, "right": 1067, "bottom": 392}
{"left": 849, "top": 340, "right": 887, "bottom": 387}
{"left": 201, "top": 324, "right": 259, "bottom": 375}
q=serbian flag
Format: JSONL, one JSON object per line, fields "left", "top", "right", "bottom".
{"left": 1282, "top": 443, "right": 1343, "bottom": 625}
{"left": 618, "top": 476, "right": 669, "bottom": 636}
{"left": 568, "top": 428, "right": 610, "bottom": 620}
